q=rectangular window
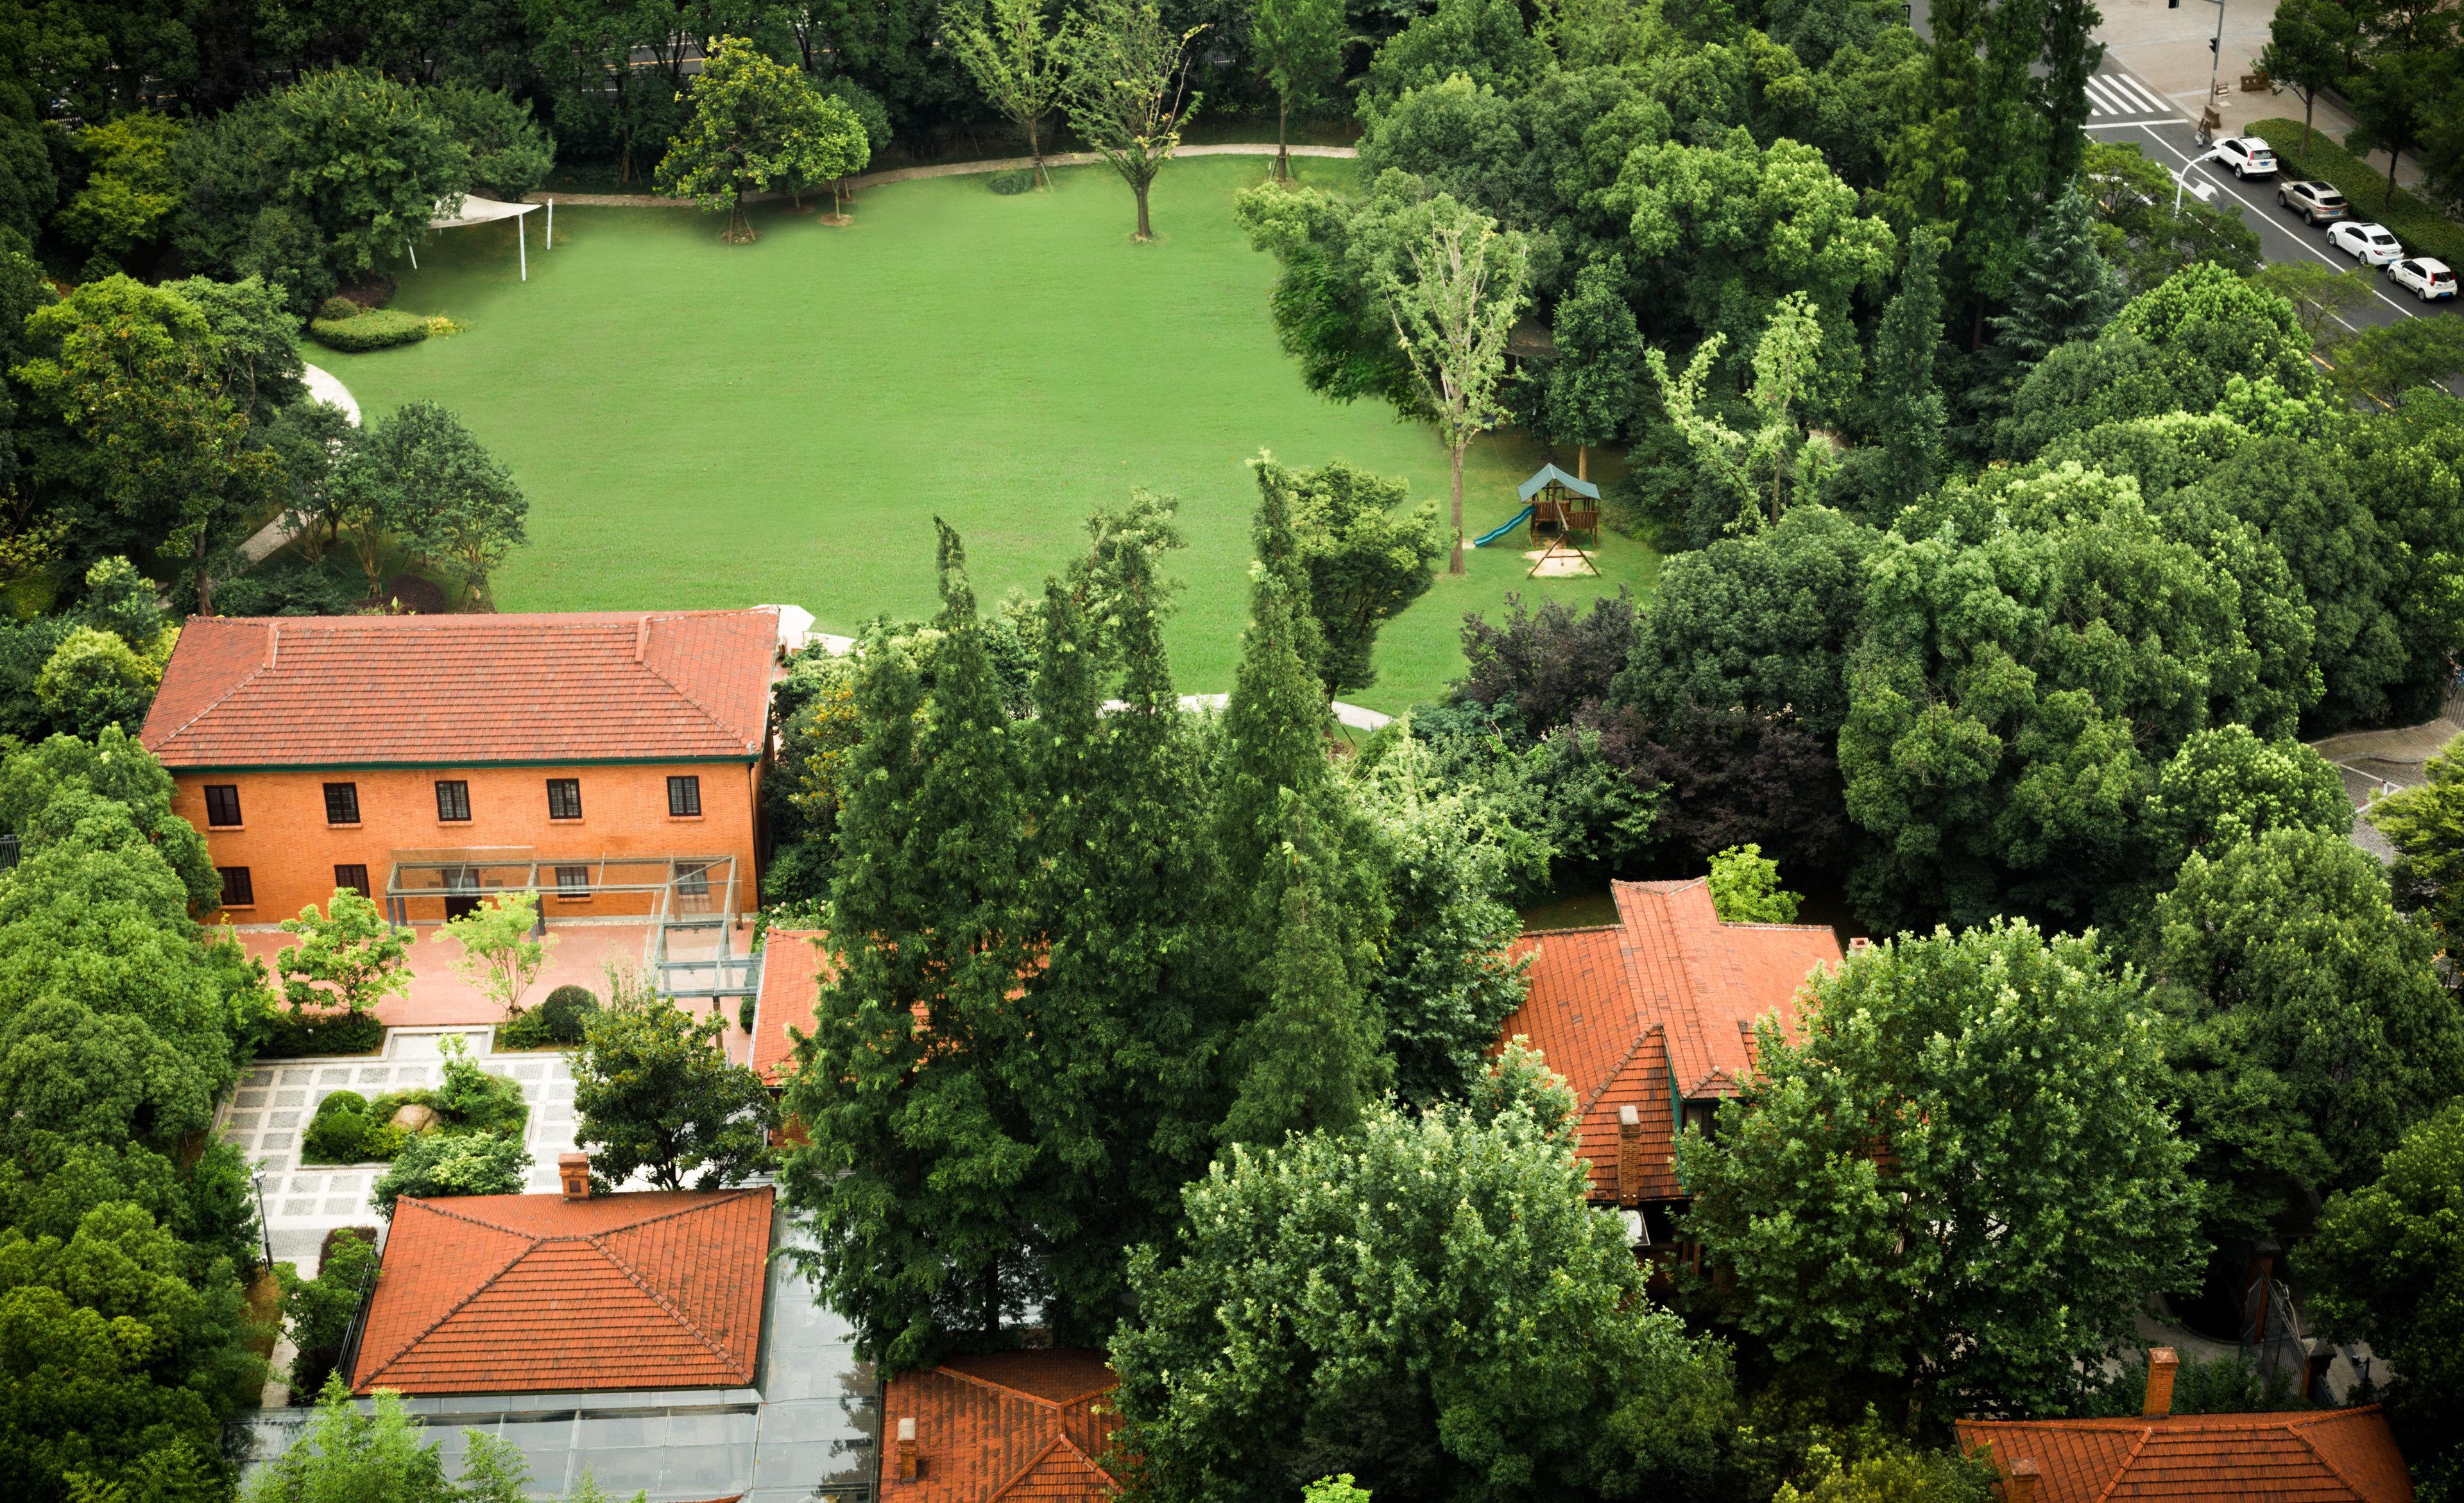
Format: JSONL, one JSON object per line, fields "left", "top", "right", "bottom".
{"left": 555, "top": 864, "right": 592, "bottom": 898}
{"left": 667, "top": 775, "right": 702, "bottom": 818}
{"left": 334, "top": 863, "right": 370, "bottom": 897}
{"left": 203, "top": 785, "right": 243, "bottom": 827}
{"left": 545, "top": 778, "right": 583, "bottom": 821}
{"left": 218, "top": 866, "right": 255, "bottom": 907}
{"left": 674, "top": 861, "right": 710, "bottom": 900}
{"left": 434, "top": 780, "right": 472, "bottom": 822}
{"left": 323, "top": 782, "right": 361, "bottom": 825}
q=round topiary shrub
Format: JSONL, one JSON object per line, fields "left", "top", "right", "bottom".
{"left": 987, "top": 168, "right": 1035, "bottom": 195}
{"left": 315, "top": 1089, "right": 369, "bottom": 1119}
{"left": 316, "top": 295, "right": 363, "bottom": 322}
{"left": 304, "top": 1108, "right": 371, "bottom": 1162}
{"left": 308, "top": 308, "right": 432, "bottom": 353}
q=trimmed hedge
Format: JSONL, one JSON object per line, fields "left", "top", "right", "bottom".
{"left": 498, "top": 983, "right": 599, "bottom": 1050}
{"left": 988, "top": 167, "right": 1036, "bottom": 195}
{"left": 316, "top": 295, "right": 363, "bottom": 321}
{"left": 2246, "top": 118, "right": 2464, "bottom": 268}
{"left": 258, "top": 1009, "right": 386, "bottom": 1059}
{"left": 308, "top": 308, "right": 432, "bottom": 352}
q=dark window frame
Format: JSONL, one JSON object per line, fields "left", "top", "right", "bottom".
{"left": 434, "top": 780, "right": 472, "bottom": 823}
{"left": 323, "top": 782, "right": 361, "bottom": 825}
{"left": 667, "top": 775, "right": 702, "bottom": 818}
{"left": 546, "top": 778, "right": 583, "bottom": 821}
{"left": 218, "top": 866, "right": 255, "bottom": 907}
{"left": 554, "top": 864, "right": 592, "bottom": 898}
{"left": 203, "top": 785, "right": 243, "bottom": 827}
{"left": 334, "top": 863, "right": 370, "bottom": 897}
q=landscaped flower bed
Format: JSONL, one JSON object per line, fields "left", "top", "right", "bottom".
{"left": 298, "top": 1038, "right": 530, "bottom": 1165}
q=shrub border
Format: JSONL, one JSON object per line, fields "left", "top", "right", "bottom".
{"left": 2245, "top": 118, "right": 2464, "bottom": 268}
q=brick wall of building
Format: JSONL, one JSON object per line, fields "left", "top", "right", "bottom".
{"left": 175, "top": 760, "right": 763, "bottom": 925}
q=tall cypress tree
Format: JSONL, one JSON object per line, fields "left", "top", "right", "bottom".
{"left": 1857, "top": 226, "right": 1950, "bottom": 513}
{"left": 783, "top": 524, "right": 1039, "bottom": 1370}
{"left": 1984, "top": 184, "right": 2123, "bottom": 384}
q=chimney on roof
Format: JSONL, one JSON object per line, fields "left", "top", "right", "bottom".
{"left": 896, "top": 1416, "right": 918, "bottom": 1481}
{"left": 1848, "top": 936, "right": 1871, "bottom": 954}
{"left": 2144, "top": 1346, "right": 2178, "bottom": 1417}
{"left": 558, "top": 1153, "right": 591, "bottom": 1200}
{"left": 2007, "top": 1457, "right": 2041, "bottom": 1503}
{"left": 1616, "top": 1103, "right": 1644, "bottom": 1208}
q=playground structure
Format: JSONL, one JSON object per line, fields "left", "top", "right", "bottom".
{"left": 1475, "top": 463, "right": 1601, "bottom": 576}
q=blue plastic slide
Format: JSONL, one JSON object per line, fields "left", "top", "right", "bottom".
{"left": 1472, "top": 505, "right": 1535, "bottom": 547}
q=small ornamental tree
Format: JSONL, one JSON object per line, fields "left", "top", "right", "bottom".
{"left": 277, "top": 889, "right": 413, "bottom": 1017}
{"left": 1678, "top": 921, "right": 2201, "bottom": 1421}
{"left": 571, "top": 997, "right": 775, "bottom": 1191}
{"left": 1060, "top": 0, "right": 1206, "bottom": 241}
{"left": 1707, "top": 843, "right": 1802, "bottom": 923}
{"left": 1375, "top": 191, "right": 1530, "bottom": 572}
{"left": 1648, "top": 292, "right": 1828, "bottom": 536}
{"left": 1253, "top": 454, "right": 1446, "bottom": 694}
{"left": 2261, "top": 0, "right": 2361, "bottom": 160}
{"left": 1251, "top": 0, "right": 1349, "bottom": 180}
{"left": 656, "top": 35, "right": 849, "bottom": 241}
{"left": 370, "top": 1130, "right": 533, "bottom": 1215}
{"left": 443, "top": 891, "right": 554, "bottom": 1020}
{"left": 944, "top": 0, "right": 1068, "bottom": 187}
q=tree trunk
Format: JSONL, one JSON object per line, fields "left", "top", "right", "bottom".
{"left": 1448, "top": 442, "right": 1466, "bottom": 574}
{"left": 2300, "top": 90, "right": 2314, "bottom": 161}
{"left": 1277, "top": 96, "right": 1290, "bottom": 182}
{"left": 1134, "top": 178, "right": 1153, "bottom": 241}
{"left": 2384, "top": 150, "right": 2400, "bottom": 210}
{"left": 1576, "top": 445, "right": 1587, "bottom": 482}
{"left": 1030, "top": 118, "right": 1045, "bottom": 189}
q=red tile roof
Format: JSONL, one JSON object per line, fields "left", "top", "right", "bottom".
{"left": 750, "top": 931, "right": 832, "bottom": 1086}
{"left": 1499, "top": 879, "right": 1841, "bottom": 1203}
{"left": 142, "top": 610, "right": 779, "bottom": 768}
{"left": 882, "top": 1351, "right": 1119, "bottom": 1503}
{"left": 352, "top": 1187, "right": 773, "bottom": 1396}
{"left": 1956, "top": 1407, "right": 2414, "bottom": 1503}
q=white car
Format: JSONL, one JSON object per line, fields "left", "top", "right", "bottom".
{"left": 2388, "top": 257, "right": 2457, "bottom": 301}
{"left": 2329, "top": 221, "right": 2405, "bottom": 267}
{"left": 2214, "top": 137, "right": 2279, "bottom": 178}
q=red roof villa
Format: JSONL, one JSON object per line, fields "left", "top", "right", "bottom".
{"left": 1499, "top": 877, "right": 1842, "bottom": 1237}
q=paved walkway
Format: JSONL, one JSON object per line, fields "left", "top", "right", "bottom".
{"left": 2307, "top": 682, "right": 2463, "bottom": 862}
{"left": 527, "top": 143, "right": 1360, "bottom": 208}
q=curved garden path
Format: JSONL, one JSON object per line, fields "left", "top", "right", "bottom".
{"left": 523, "top": 142, "right": 1361, "bottom": 208}
{"left": 240, "top": 363, "right": 360, "bottom": 564}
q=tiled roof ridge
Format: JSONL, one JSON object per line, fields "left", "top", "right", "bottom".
{"left": 585, "top": 1224, "right": 757, "bottom": 1383}
{"left": 406, "top": 1184, "right": 762, "bottom": 1239}
{"left": 1962, "top": 1406, "right": 2388, "bottom": 1435}
{"left": 2087, "top": 1425, "right": 2156, "bottom": 1503}
{"left": 356, "top": 1203, "right": 538, "bottom": 1386}
{"left": 2286, "top": 1415, "right": 2379, "bottom": 1502}
{"left": 146, "top": 619, "right": 274, "bottom": 753}
{"left": 632, "top": 611, "right": 767, "bottom": 750}
{"left": 939, "top": 1363, "right": 1112, "bottom": 1409}
{"left": 987, "top": 1432, "right": 1119, "bottom": 1501}
{"left": 1576, "top": 1023, "right": 1666, "bottom": 1117}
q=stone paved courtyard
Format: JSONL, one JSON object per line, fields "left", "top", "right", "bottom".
{"left": 218, "top": 1027, "right": 601, "bottom": 1271}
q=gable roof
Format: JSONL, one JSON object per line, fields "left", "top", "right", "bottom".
{"left": 142, "top": 610, "right": 778, "bottom": 768}
{"left": 1956, "top": 1407, "right": 2414, "bottom": 1503}
{"left": 1499, "top": 879, "right": 1840, "bottom": 1201}
{"left": 882, "top": 1351, "right": 1120, "bottom": 1503}
{"left": 351, "top": 1187, "right": 773, "bottom": 1396}
{"left": 749, "top": 930, "right": 832, "bottom": 1086}
{"left": 1518, "top": 463, "right": 1602, "bottom": 502}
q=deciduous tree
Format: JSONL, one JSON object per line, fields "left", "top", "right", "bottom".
{"left": 1251, "top": 0, "right": 1349, "bottom": 179}
{"left": 276, "top": 889, "right": 413, "bottom": 1017}
{"left": 2370, "top": 732, "right": 2464, "bottom": 948}
{"left": 1060, "top": 0, "right": 1206, "bottom": 241}
{"left": 655, "top": 35, "right": 849, "bottom": 241}
{"left": 2261, "top": 0, "right": 2360, "bottom": 159}
{"left": 572, "top": 997, "right": 775, "bottom": 1191}
{"left": 1252, "top": 454, "right": 1446, "bottom": 692}
{"left": 944, "top": 0, "right": 1068, "bottom": 186}
{"left": 443, "top": 891, "right": 553, "bottom": 1020}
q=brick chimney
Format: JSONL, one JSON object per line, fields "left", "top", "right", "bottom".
{"left": 2007, "top": 1457, "right": 2040, "bottom": 1503}
{"left": 558, "top": 1153, "right": 591, "bottom": 1200}
{"left": 2144, "top": 1346, "right": 2178, "bottom": 1416}
{"left": 1848, "top": 936, "right": 1871, "bottom": 954}
{"left": 895, "top": 1416, "right": 918, "bottom": 1481}
{"left": 1616, "top": 1103, "right": 1644, "bottom": 1208}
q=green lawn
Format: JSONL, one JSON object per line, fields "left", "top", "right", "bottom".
{"left": 323, "top": 156, "right": 1657, "bottom": 712}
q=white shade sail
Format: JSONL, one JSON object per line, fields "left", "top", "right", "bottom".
{"left": 428, "top": 194, "right": 539, "bottom": 229}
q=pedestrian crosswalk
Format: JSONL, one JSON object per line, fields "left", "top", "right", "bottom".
{"left": 2083, "top": 70, "right": 2181, "bottom": 121}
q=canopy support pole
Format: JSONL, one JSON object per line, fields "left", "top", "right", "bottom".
{"left": 518, "top": 215, "right": 527, "bottom": 281}
{"left": 546, "top": 199, "right": 553, "bottom": 249}
{"left": 406, "top": 239, "right": 418, "bottom": 270}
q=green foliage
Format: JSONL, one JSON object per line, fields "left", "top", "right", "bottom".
{"left": 1303, "top": 1477, "right": 1373, "bottom": 1503}
{"left": 2145, "top": 726, "right": 2352, "bottom": 869}
{"left": 656, "top": 37, "right": 862, "bottom": 235}
{"left": 330, "top": 400, "right": 527, "bottom": 605}
{"left": 254, "top": 1010, "right": 386, "bottom": 1061}
{"left": 57, "top": 114, "right": 184, "bottom": 255}
{"left": 1059, "top": 0, "right": 1207, "bottom": 238}
{"left": 276, "top": 890, "right": 412, "bottom": 1017}
{"left": 2370, "top": 732, "right": 2464, "bottom": 949}
{"left": 1707, "top": 843, "right": 1802, "bottom": 923}
{"left": 1648, "top": 292, "right": 1833, "bottom": 534}
{"left": 1770, "top": 1434, "right": 1998, "bottom": 1503}
{"left": 2149, "top": 827, "right": 2464, "bottom": 1245}
{"left": 1251, "top": 0, "right": 1348, "bottom": 171}
{"left": 499, "top": 984, "right": 597, "bottom": 1049}
{"left": 1253, "top": 454, "right": 1446, "bottom": 692}
{"left": 1358, "top": 0, "right": 1550, "bottom": 123}
{"left": 278, "top": 1229, "right": 377, "bottom": 1399}
{"left": 2073, "top": 1346, "right": 2307, "bottom": 1418}
{"left": 443, "top": 892, "right": 552, "bottom": 1020}
{"left": 0, "top": 1202, "right": 266, "bottom": 1503}
{"left": 2078, "top": 144, "right": 2261, "bottom": 298}
{"left": 369, "top": 1129, "right": 532, "bottom": 1216}
{"left": 306, "top": 309, "right": 431, "bottom": 352}
{"left": 432, "top": 1034, "right": 529, "bottom": 1137}
{"left": 986, "top": 167, "right": 1035, "bottom": 194}
{"left": 1677, "top": 922, "right": 2200, "bottom": 1421}
{"left": 1112, "top": 1092, "right": 1732, "bottom": 1502}
{"left": 2327, "top": 315, "right": 2464, "bottom": 410}
{"left": 2302, "top": 1103, "right": 2464, "bottom": 1496}
{"left": 240, "top": 1377, "right": 454, "bottom": 1503}
{"left": 425, "top": 85, "right": 556, "bottom": 202}
{"left": 942, "top": 0, "right": 1067, "bottom": 175}
{"left": 314, "top": 296, "right": 363, "bottom": 322}
{"left": 33, "top": 626, "right": 157, "bottom": 739}
{"left": 571, "top": 997, "right": 774, "bottom": 1192}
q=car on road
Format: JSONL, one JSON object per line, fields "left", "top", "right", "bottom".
{"left": 2214, "top": 137, "right": 2279, "bottom": 178}
{"left": 2329, "top": 221, "right": 2406, "bottom": 267}
{"left": 2278, "top": 180, "right": 2350, "bottom": 223}
{"left": 2389, "top": 258, "right": 2457, "bottom": 301}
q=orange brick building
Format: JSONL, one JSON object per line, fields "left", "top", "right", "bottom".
{"left": 140, "top": 610, "right": 780, "bottom": 926}
{"left": 1499, "top": 878, "right": 1843, "bottom": 1240}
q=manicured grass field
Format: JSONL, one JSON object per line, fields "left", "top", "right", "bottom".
{"left": 323, "top": 156, "right": 1657, "bottom": 712}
